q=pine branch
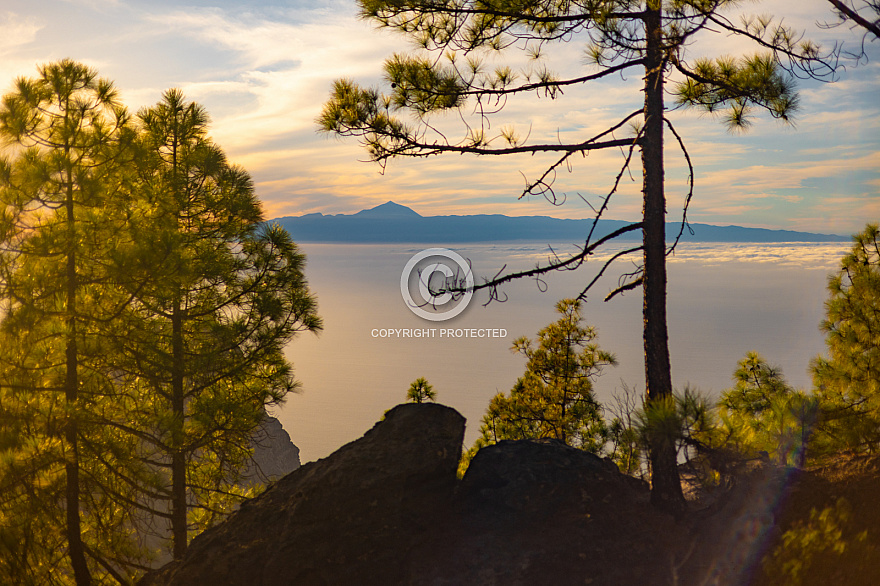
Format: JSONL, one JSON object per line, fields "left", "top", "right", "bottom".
{"left": 827, "top": 0, "right": 880, "bottom": 39}
{"left": 444, "top": 222, "right": 643, "bottom": 299}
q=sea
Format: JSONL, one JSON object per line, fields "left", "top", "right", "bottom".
{"left": 277, "top": 241, "right": 850, "bottom": 462}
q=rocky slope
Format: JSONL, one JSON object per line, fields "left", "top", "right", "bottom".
{"left": 141, "top": 404, "right": 681, "bottom": 585}
{"left": 142, "top": 403, "right": 466, "bottom": 585}
{"left": 140, "top": 404, "right": 879, "bottom": 586}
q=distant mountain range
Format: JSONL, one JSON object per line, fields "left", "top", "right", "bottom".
{"left": 271, "top": 201, "right": 848, "bottom": 244}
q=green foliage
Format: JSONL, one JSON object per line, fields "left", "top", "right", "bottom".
{"left": 674, "top": 52, "right": 800, "bottom": 130}
{"left": 590, "top": 383, "right": 722, "bottom": 483}
{"left": 606, "top": 354, "right": 823, "bottom": 487}
{"left": 812, "top": 224, "right": 880, "bottom": 451}
{"left": 406, "top": 377, "right": 436, "bottom": 403}
{"left": 633, "top": 386, "right": 723, "bottom": 485}
{"left": 639, "top": 387, "right": 715, "bottom": 461}
{"left": 709, "top": 352, "right": 819, "bottom": 469}
{"left": 464, "top": 299, "right": 616, "bottom": 471}
{"left": 0, "top": 330, "right": 70, "bottom": 585}
{"left": 724, "top": 351, "right": 794, "bottom": 414}
{"left": 762, "top": 497, "right": 877, "bottom": 584}
{"left": 0, "top": 59, "right": 143, "bottom": 585}
{"left": 104, "top": 88, "right": 322, "bottom": 559}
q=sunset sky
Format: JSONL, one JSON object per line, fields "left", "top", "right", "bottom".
{"left": 1, "top": 0, "right": 877, "bottom": 234}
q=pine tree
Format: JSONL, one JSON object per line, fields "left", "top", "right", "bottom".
{"left": 466, "top": 299, "right": 615, "bottom": 462}
{"left": 812, "top": 224, "right": 880, "bottom": 451}
{"left": 102, "top": 89, "right": 323, "bottom": 560}
{"left": 0, "top": 59, "right": 138, "bottom": 585}
{"left": 319, "top": 0, "right": 835, "bottom": 511}
{"left": 406, "top": 377, "right": 436, "bottom": 403}
{"left": 718, "top": 352, "right": 818, "bottom": 467}
{"left": 0, "top": 70, "right": 323, "bottom": 581}
{"left": 0, "top": 327, "right": 73, "bottom": 585}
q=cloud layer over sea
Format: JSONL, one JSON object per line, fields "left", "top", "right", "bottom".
{"left": 482, "top": 241, "right": 851, "bottom": 271}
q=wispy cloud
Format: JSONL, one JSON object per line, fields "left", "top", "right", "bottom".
{"left": 140, "top": 10, "right": 401, "bottom": 151}
{"left": 59, "top": 0, "right": 120, "bottom": 8}
{"left": 0, "top": 13, "right": 41, "bottom": 55}
{"left": 697, "top": 153, "right": 877, "bottom": 192}
{"left": 0, "top": 0, "right": 875, "bottom": 234}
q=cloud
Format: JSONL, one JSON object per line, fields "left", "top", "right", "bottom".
{"left": 59, "top": 0, "right": 120, "bottom": 8}
{"left": 791, "top": 193, "right": 880, "bottom": 235}
{"left": 0, "top": 0, "right": 874, "bottom": 234}
{"left": 0, "top": 13, "right": 44, "bottom": 88}
{"left": 140, "top": 9, "right": 403, "bottom": 155}
{"left": 149, "top": 10, "right": 319, "bottom": 71}
{"left": 661, "top": 243, "right": 851, "bottom": 269}
{"left": 489, "top": 241, "right": 852, "bottom": 271}
{"left": 697, "top": 152, "right": 878, "bottom": 193}
{"left": 0, "top": 13, "right": 41, "bottom": 55}
{"left": 129, "top": 3, "right": 664, "bottom": 221}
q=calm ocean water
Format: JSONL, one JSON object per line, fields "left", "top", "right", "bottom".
{"left": 278, "top": 241, "right": 850, "bottom": 462}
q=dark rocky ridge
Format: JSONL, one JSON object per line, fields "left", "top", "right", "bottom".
{"left": 141, "top": 404, "right": 680, "bottom": 585}
{"left": 142, "top": 404, "right": 465, "bottom": 585}
{"left": 141, "top": 404, "right": 880, "bottom": 586}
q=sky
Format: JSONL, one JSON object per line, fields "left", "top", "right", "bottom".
{"left": 0, "top": 0, "right": 877, "bottom": 234}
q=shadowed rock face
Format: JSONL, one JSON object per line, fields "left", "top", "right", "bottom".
{"left": 141, "top": 404, "right": 880, "bottom": 586}
{"left": 141, "top": 403, "right": 466, "bottom": 586}
{"left": 141, "top": 403, "right": 684, "bottom": 586}
{"left": 425, "top": 439, "right": 676, "bottom": 586}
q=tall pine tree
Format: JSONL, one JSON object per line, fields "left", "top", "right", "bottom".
{"left": 319, "top": 0, "right": 835, "bottom": 511}
{"left": 813, "top": 224, "right": 880, "bottom": 451}
{"left": 103, "top": 89, "right": 322, "bottom": 560}
{"left": 0, "top": 59, "right": 138, "bottom": 586}
{"left": 1, "top": 68, "right": 323, "bottom": 582}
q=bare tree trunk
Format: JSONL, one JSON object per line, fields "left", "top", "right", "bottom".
{"left": 642, "top": 0, "right": 685, "bottom": 514}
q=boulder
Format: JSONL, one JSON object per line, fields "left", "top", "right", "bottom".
{"left": 422, "top": 439, "right": 677, "bottom": 586}
{"left": 459, "top": 438, "right": 648, "bottom": 514}
{"left": 141, "top": 403, "right": 466, "bottom": 586}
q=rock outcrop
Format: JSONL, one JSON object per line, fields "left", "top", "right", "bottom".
{"left": 142, "top": 403, "right": 880, "bottom": 586}
{"left": 243, "top": 414, "right": 301, "bottom": 483}
{"left": 424, "top": 439, "right": 678, "bottom": 585}
{"left": 141, "top": 403, "right": 466, "bottom": 585}
{"left": 141, "top": 404, "right": 689, "bottom": 586}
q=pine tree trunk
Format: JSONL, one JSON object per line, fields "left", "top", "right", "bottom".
{"left": 171, "top": 301, "right": 188, "bottom": 559}
{"left": 65, "top": 179, "right": 91, "bottom": 586}
{"left": 642, "top": 0, "right": 685, "bottom": 514}
{"left": 167, "top": 119, "right": 190, "bottom": 560}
